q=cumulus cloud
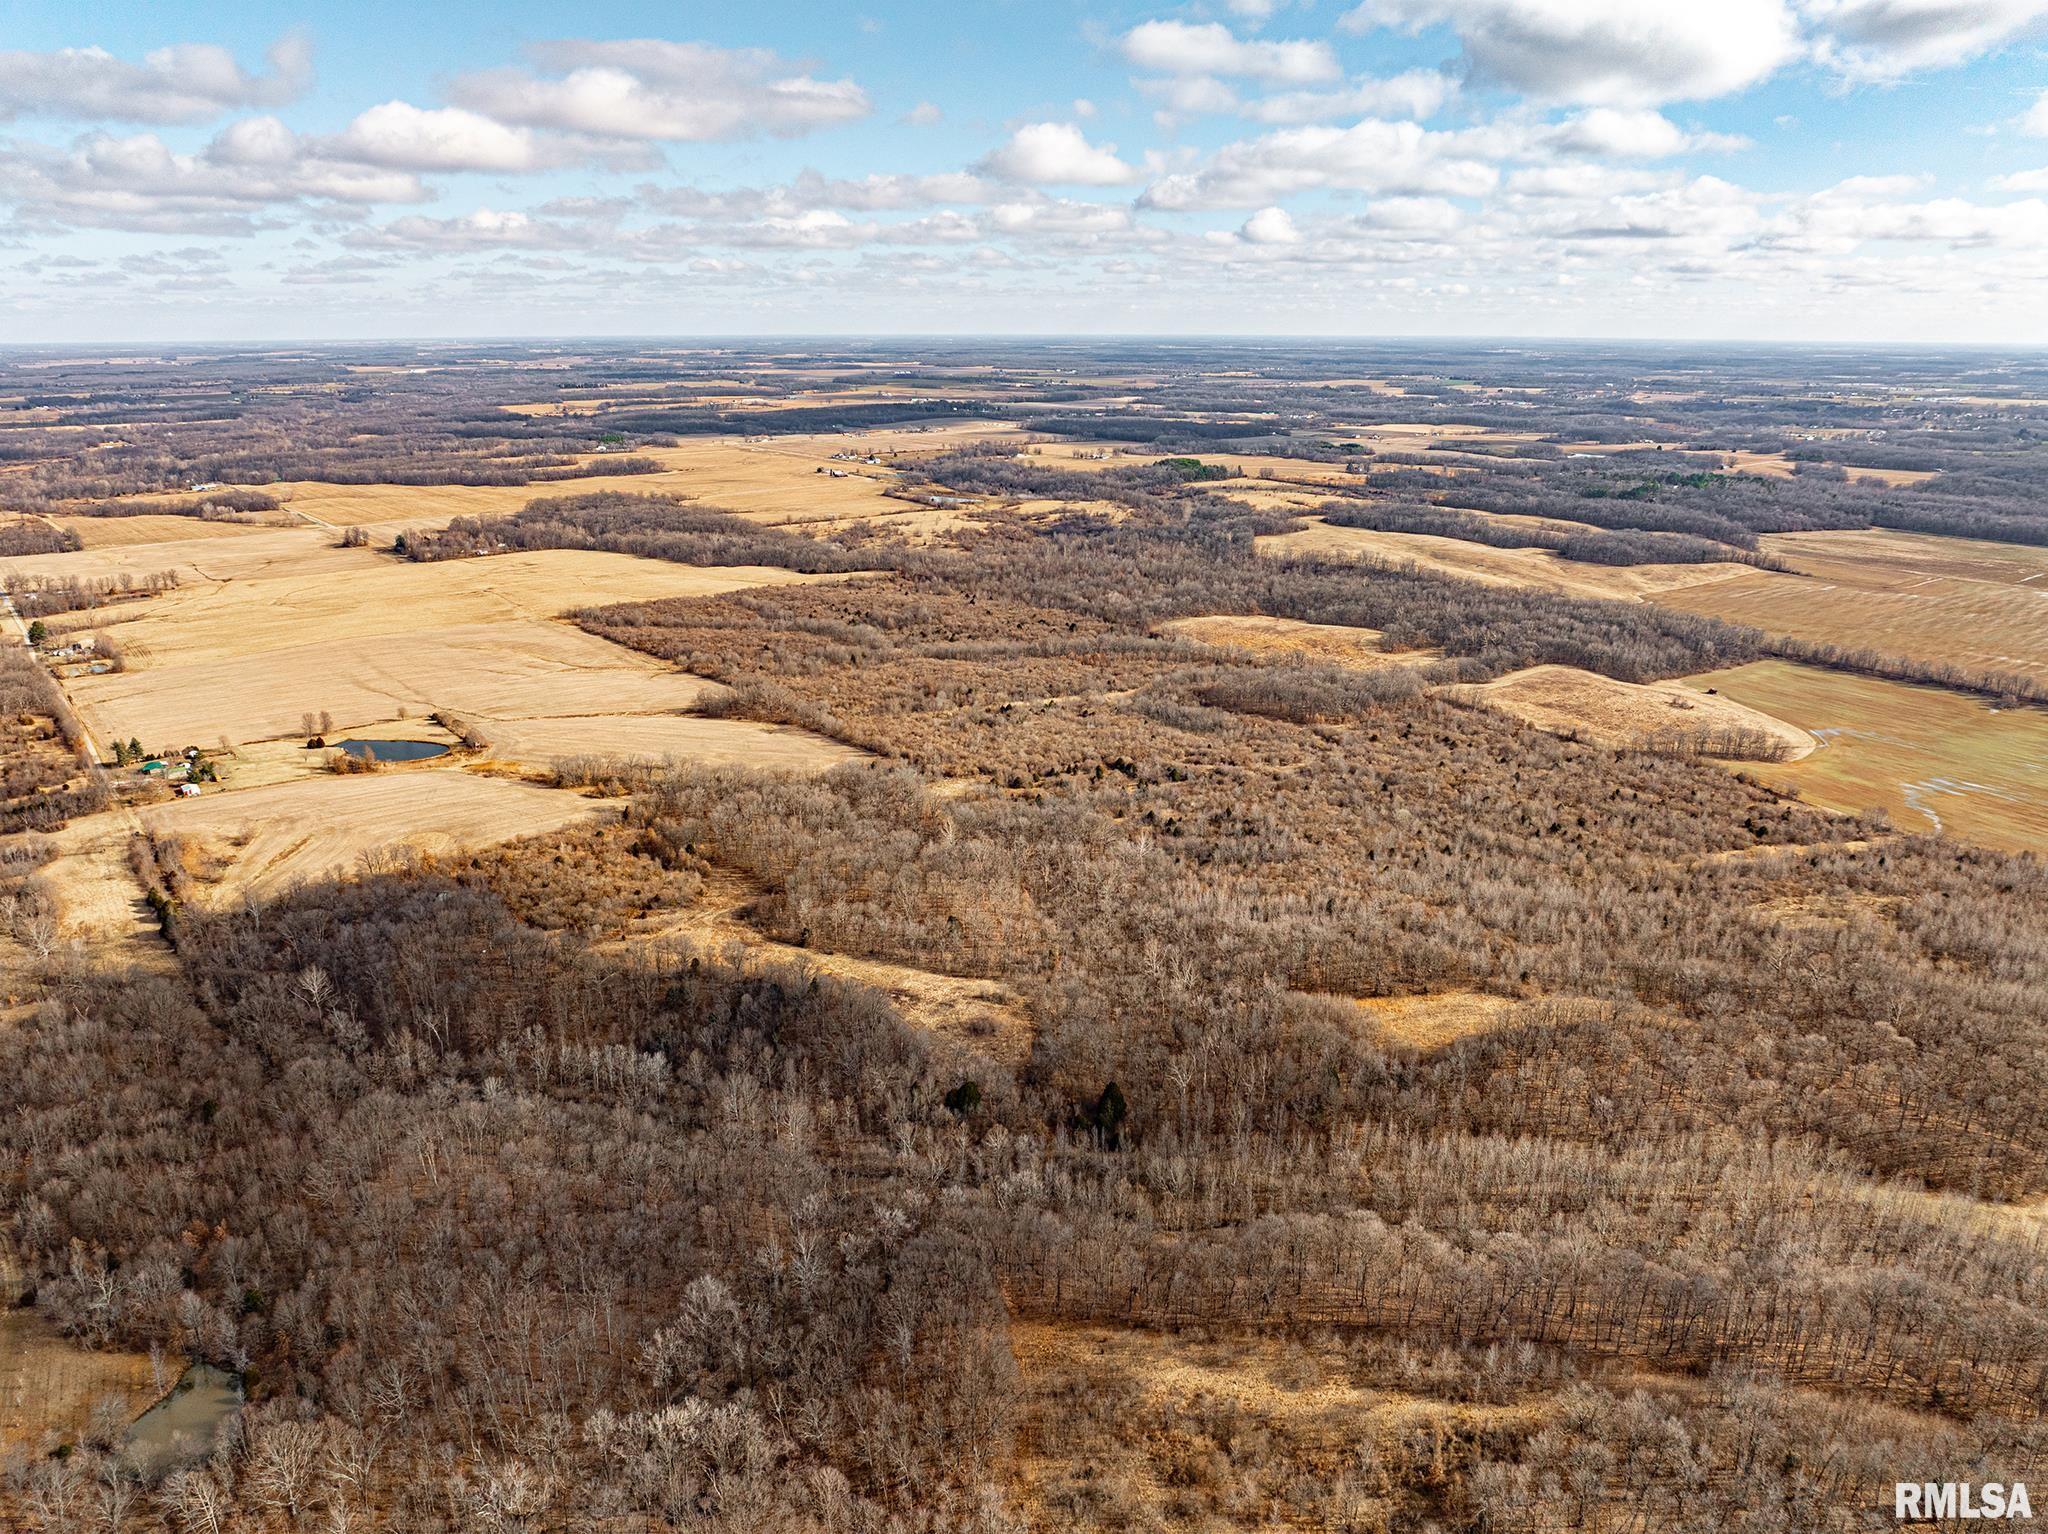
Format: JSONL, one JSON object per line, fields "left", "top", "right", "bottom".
{"left": 1545, "top": 108, "right": 1749, "bottom": 158}
{"left": 326, "top": 102, "right": 553, "bottom": 173}
{"left": 0, "top": 122, "right": 427, "bottom": 234}
{"left": 1343, "top": 0, "right": 1801, "bottom": 105}
{"left": 1775, "top": 177, "right": 2048, "bottom": 247}
{"left": 0, "top": 33, "right": 311, "bottom": 124}
{"left": 1240, "top": 206, "right": 1300, "bottom": 243}
{"left": 449, "top": 39, "right": 869, "bottom": 142}
{"left": 1120, "top": 20, "right": 1339, "bottom": 83}
{"left": 1140, "top": 120, "right": 1498, "bottom": 208}
{"left": 358, "top": 207, "right": 575, "bottom": 251}
{"left": 1804, "top": 0, "right": 2048, "bottom": 80}
{"left": 977, "top": 123, "right": 1139, "bottom": 186}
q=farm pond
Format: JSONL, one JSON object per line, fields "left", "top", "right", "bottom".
{"left": 123, "top": 1364, "right": 243, "bottom": 1477}
{"left": 338, "top": 738, "right": 450, "bottom": 762}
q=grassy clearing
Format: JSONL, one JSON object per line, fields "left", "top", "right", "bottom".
{"left": 1008, "top": 1321, "right": 1546, "bottom": 1531}
{"left": 1452, "top": 663, "right": 1813, "bottom": 758}
{"left": 137, "top": 770, "right": 618, "bottom": 900}
{"left": 1, "top": 1309, "right": 171, "bottom": 1453}
{"left": 1690, "top": 659, "right": 2048, "bottom": 852}
{"left": 639, "top": 868, "right": 1033, "bottom": 1064}
{"left": 1156, "top": 614, "right": 1434, "bottom": 670}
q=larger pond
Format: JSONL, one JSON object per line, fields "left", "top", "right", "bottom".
{"left": 338, "top": 738, "right": 449, "bottom": 763}
{"left": 123, "top": 1364, "right": 243, "bottom": 1478}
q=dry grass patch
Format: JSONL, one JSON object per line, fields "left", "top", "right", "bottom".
{"left": 640, "top": 869, "right": 1033, "bottom": 1064}
{"left": 36, "top": 812, "right": 175, "bottom": 970}
{"left": 1448, "top": 664, "right": 1814, "bottom": 759}
{"left": 1008, "top": 1322, "right": 1546, "bottom": 1532}
{"left": 1333, "top": 990, "right": 1523, "bottom": 1049}
{"left": 1157, "top": 614, "right": 1435, "bottom": 670}
{"left": 0, "top": 1310, "right": 172, "bottom": 1454}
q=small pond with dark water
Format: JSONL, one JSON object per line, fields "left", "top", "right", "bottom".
{"left": 338, "top": 738, "right": 450, "bottom": 762}
{"left": 123, "top": 1363, "right": 243, "bottom": 1478}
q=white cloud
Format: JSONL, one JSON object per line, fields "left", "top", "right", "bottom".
{"left": 1245, "top": 70, "right": 1455, "bottom": 123}
{"left": 790, "top": 170, "right": 1000, "bottom": 209}
{"left": 327, "top": 102, "right": 551, "bottom": 173}
{"left": 1991, "top": 166, "right": 2048, "bottom": 192}
{"left": 1344, "top": 0, "right": 1801, "bottom": 105}
{"left": 1120, "top": 21, "right": 1340, "bottom": 84}
{"left": 902, "top": 101, "right": 943, "bottom": 126}
{"left": 1546, "top": 108, "right": 1749, "bottom": 158}
{"left": 2020, "top": 89, "right": 2048, "bottom": 137}
{"left": 978, "top": 123, "right": 1139, "bottom": 186}
{"left": 1140, "top": 120, "right": 1498, "bottom": 208}
{"left": 1777, "top": 178, "right": 2048, "bottom": 247}
{"left": 0, "top": 123, "right": 427, "bottom": 234}
{"left": 0, "top": 34, "right": 311, "bottom": 124}
{"left": 449, "top": 39, "right": 869, "bottom": 142}
{"left": 1240, "top": 206, "right": 1300, "bottom": 242}
{"left": 1804, "top": 0, "right": 2048, "bottom": 80}
{"left": 1141, "top": 75, "right": 1244, "bottom": 124}
{"left": 360, "top": 207, "right": 573, "bottom": 251}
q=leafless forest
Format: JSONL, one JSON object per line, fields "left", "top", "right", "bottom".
{"left": 2, "top": 341, "right": 2046, "bottom": 1531}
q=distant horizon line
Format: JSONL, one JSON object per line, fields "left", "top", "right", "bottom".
{"left": 3, "top": 333, "right": 2043, "bottom": 354}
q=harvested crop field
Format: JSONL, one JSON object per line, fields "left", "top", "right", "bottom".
{"left": 74, "top": 621, "right": 717, "bottom": 749}
{"left": 1689, "top": 660, "right": 2048, "bottom": 852}
{"left": 50, "top": 514, "right": 270, "bottom": 548}
{"left": 139, "top": 771, "right": 617, "bottom": 899}
{"left": 1664, "top": 528, "right": 2048, "bottom": 686}
{"left": 1156, "top": 614, "right": 1433, "bottom": 669}
{"left": 63, "top": 549, "right": 817, "bottom": 748}
{"left": 476, "top": 714, "right": 865, "bottom": 775}
{"left": 1256, "top": 517, "right": 1759, "bottom": 601}
{"left": 216, "top": 426, "right": 1010, "bottom": 533}
{"left": 0, "top": 524, "right": 358, "bottom": 588}
{"left": 1451, "top": 664, "right": 1814, "bottom": 759}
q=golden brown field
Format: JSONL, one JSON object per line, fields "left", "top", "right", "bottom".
{"left": 60, "top": 549, "right": 816, "bottom": 749}
{"left": 1451, "top": 663, "right": 1815, "bottom": 758}
{"left": 1256, "top": 517, "right": 1758, "bottom": 600}
{"left": 1688, "top": 659, "right": 2048, "bottom": 851}
{"left": 1, "top": 1310, "right": 172, "bottom": 1454}
{"left": 1664, "top": 528, "right": 2048, "bottom": 684}
{"left": 136, "top": 769, "right": 619, "bottom": 900}
{"left": 1155, "top": 614, "right": 1431, "bottom": 668}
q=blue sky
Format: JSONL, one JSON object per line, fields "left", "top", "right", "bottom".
{"left": 3, "top": 0, "right": 2047, "bottom": 342}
